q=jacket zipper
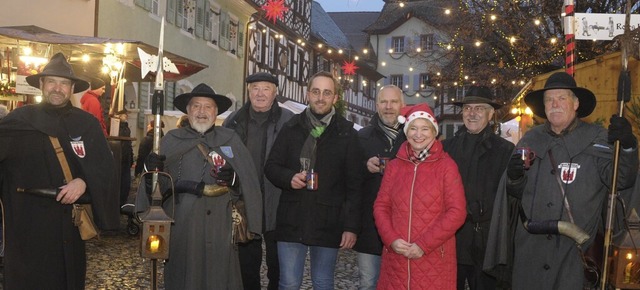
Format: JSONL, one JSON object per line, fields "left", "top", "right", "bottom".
{"left": 406, "top": 163, "right": 418, "bottom": 290}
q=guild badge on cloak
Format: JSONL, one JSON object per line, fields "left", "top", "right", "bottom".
{"left": 558, "top": 163, "right": 580, "bottom": 184}
{"left": 209, "top": 150, "right": 226, "bottom": 168}
{"left": 70, "top": 140, "right": 86, "bottom": 158}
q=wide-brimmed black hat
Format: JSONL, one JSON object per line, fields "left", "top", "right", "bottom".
{"left": 524, "top": 72, "right": 596, "bottom": 119}
{"left": 453, "top": 85, "right": 502, "bottom": 109}
{"left": 246, "top": 72, "right": 279, "bottom": 86}
{"left": 25, "top": 52, "right": 90, "bottom": 93}
{"left": 173, "top": 83, "right": 231, "bottom": 115}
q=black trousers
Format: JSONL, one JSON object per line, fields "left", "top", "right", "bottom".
{"left": 238, "top": 231, "right": 279, "bottom": 290}
{"left": 457, "top": 263, "right": 497, "bottom": 290}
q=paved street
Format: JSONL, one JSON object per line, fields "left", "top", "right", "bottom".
{"left": 0, "top": 216, "right": 360, "bottom": 289}
{"left": 84, "top": 217, "right": 360, "bottom": 289}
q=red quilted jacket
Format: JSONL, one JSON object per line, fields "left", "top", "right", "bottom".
{"left": 374, "top": 140, "right": 466, "bottom": 290}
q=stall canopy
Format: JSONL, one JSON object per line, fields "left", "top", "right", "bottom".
{"left": 0, "top": 25, "right": 207, "bottom": 82}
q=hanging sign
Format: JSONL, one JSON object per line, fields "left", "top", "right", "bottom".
{"left": 575, "top": 13, "right": 640, "bottom": 41}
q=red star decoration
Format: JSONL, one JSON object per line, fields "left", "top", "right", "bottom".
{"left": 262, "top": 0, "right": 289, "bottom": 23}
{"left": 341, "top": 60, "right": 359, "bottom": 75}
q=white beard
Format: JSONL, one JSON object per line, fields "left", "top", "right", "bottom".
{"left": 191, "top": 122, "right": 214, "bottom": 133}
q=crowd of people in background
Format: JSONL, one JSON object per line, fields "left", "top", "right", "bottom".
{"left": 0, "top": 52, "right": 639, "bottom": 290}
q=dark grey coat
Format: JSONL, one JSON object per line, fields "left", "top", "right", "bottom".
{"left": 484, "top": 120, "right": 638, "bottom": 289}
{"left": 223, "top": 101, "right": 293, "bottom": 232}
{"left": 160, "top": 126, "right": 262, "bottom": 289}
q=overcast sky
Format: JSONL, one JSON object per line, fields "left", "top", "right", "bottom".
{"left": 315, "top": 0, "right": 384, "bottom": 12}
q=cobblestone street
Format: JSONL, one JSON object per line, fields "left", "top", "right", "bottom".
{"left": 0, "top": 216, "right": 360, "bottom": 289}
{"left": 84, "top": 217, "right": 360, "bottom": 289}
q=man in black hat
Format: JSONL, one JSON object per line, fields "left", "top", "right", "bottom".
{"left": 484, "top": 72, "right": 638, "bottom": 289}
{"left": 442, "top": 85, "right": 514, "bottom": 290}
{"left": 223, "top": 71, "right": 293, "bottom": 290}
{"left": 0, "top": 52, "right": 119, "bottom": 289}
{"left": 145, "top": 83, "right": 262, "bottom": 289}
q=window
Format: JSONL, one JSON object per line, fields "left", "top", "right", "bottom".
{"left": 228, "top": 18, "right": 239, "bottom": 54}
{"left": 267, "top": 35, "right": 275, "bottom": 68}
{"left": 288, "top": 45, "right": 296, "bottom": 78}
{"left": 419, "top": 73, "right": 430, "bottom": 89}
{"left": 316, "top": 56, "right": 328, "bottom": 72}
{"left": 140, "top": 81, "right": 177, "bottom": 111}
{"left": 151, "top": 0, "right": 159, "bottom": 15}
{"left": 135, "top": 0, "right": 151, "bottom": 12}
{"left": 183, "top": 0, "right": 196, "bottom": 33}
{"left": 390, "top": 75, "right": 403, "bottom": 88}
{"left": 254, "top": 27, "right": 263, "bottom": 62}
{"left": 206, "top": 3, "right": 220, "bottom": 45}
{"left": 392, "top": 37, "right": 404, "bottom": 53}
{"left": 420, "top": 34, "right": 434, "bottom": 51}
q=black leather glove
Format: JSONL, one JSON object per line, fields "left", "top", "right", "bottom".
{"left": 213, "top": 164, "right": 237, "bottom": 187}
{"left": 144, "top": 152, "right": 166, "bottom": 172}
{"left": 507, "top": 154, "right": 525, "bottom": 181}
{"left": 608, "top": 115, "right": 637, "bottom": 149}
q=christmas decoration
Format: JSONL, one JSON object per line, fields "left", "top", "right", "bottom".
{"left": 341, "top": 60, "right": 359, "bottom": 75}
{"left": 261, "top": 0, "right": 289, "bottom": 24}
{"left": 0, "top": 81, "right": 16, "bottom": 96}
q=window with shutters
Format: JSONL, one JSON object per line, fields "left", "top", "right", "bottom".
{"left": 219, "top": 12, "right": 230, "bottom": 50}
{"left": 420, "top": 34, "right": 434, "bottom": 51}
{"left": 392, "top": 37, "right": 404, "bottom": 53}
{"left": 390, "top": 75, "right": 403, "bottom": 88}
{"left": 237, "top": 24, "right": 244, "bottom": 58}
{"left": 166, "top": 0, "right": 176, "bottom": 24}
{"left": 228, "top": 17, "right": 239, "bottom": 55}
{"left": 140, "top": 81, "right": 177, "bottom": 111}
{"left": 195, "top": 0, "right": 204, "bottom": 38}
{"left": 176, "top": 0, "right": 183, "bottom": 27}
{"left": 206, "top": 2, "right": 220, "bottom": 46}
{"left": 183, "top": 0, "right": 196, "bottom": 34}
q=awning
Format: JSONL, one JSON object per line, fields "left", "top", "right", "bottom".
{"left": 0, "top": 25, "right": 207, "bottom": 82}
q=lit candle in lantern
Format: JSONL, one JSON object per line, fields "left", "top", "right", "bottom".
{"left": 148, "top": 235, "right": 161, "bottom": 253}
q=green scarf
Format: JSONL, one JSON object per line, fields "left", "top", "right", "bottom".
{"left": 299, "top": 107, "right": 335, "bottom": 171}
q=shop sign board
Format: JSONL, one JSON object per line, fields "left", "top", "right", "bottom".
{"left": 15, "top": 62, "right": 43, "bottom": 95}
{"left": 575, "top": 13, "right": 640, "bottom": 41}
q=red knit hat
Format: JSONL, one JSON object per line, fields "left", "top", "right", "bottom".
{"left": 397, "top": 103, "right": 439, "bottom": 135}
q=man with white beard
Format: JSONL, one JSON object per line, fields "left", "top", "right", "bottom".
{"left": 145, "top": 83, "right": 263, "bottom": 289}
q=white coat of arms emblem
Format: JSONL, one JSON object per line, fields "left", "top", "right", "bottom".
{"left": 558, "top": 162, "right": 580, "bottom": 184}
{"left": 70, "top": 141, "right": 86, "bottom": 158}
{"left": 209, "top": 150, "right": 226, "bottom": 168}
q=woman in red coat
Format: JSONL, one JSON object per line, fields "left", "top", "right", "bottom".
{"left": 374, "top": 104, "right": 466, "bottom": 289}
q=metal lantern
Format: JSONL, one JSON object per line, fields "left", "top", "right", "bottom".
{"left": 139, "top": 182, "right": 173, "bottom": 260}
{"left": 610, "top": 209, "right": 640, "bottom": 289}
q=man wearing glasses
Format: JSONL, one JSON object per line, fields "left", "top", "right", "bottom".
{"left": 265, "top": 71, "right": 364, "bottom": 290}
{"left": 442, "top": 85, "right": 514, "bottom": 290}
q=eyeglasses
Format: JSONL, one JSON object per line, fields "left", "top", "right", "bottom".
{"left": 462, "top": 105, "right": 490, "bottom": 113}
{"left": 309, "top": 89, "right": 335, "bottom": 98}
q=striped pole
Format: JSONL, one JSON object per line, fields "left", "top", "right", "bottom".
{"left": 564, "top": 0, "right": 575, "bottom": 76}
